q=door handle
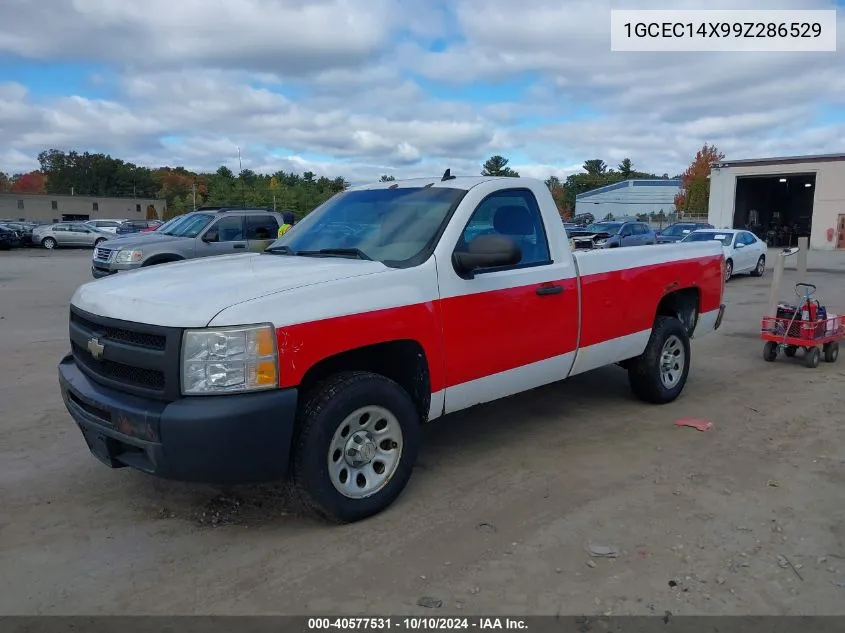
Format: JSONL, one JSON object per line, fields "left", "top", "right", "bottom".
{"left": 233, "top": 244, "right": 246, "bottom": 249}
{"left": 536, "top": 284, "right": 563, "bottom": 296}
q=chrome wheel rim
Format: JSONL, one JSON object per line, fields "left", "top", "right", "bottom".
{"left": 757, "top": 258, "right": 765, "bottom": 275}
{"left": 660, "top": 335, "right": 685, "bottom": 389}
{"left": 328, "top": 406, "right": 403, "bottom": 499}
{"left": 725, "top": 262, "right": 732, "bottom": 280}
{"left": 44, "top": 238, "right": 55, "bottom": 249}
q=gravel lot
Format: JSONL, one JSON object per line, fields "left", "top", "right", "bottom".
{"left": 1, "top": 248, "right": 845, "bottom": 616}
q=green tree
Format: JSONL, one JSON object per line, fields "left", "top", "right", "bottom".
{"left": 618, "top": 158, "right": 634, "bottom": 179}
{"left": 481, "top": 155, "right": 519, "bottom": 177}
{"left": 582, "top": 159, "right": 608, "bottom": 175}
{"left": 379, "top": 175, "right": 396, "bottom": 182}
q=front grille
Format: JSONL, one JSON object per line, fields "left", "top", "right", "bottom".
{"left": 71, "top": 311, "right": 166, "bottom": 350}
{"left": 72, "top": 342, "right": 165, "bottom": 390}
{"left": 69, "top": 306, "right": 182, "bottom": 401}
{"left": 95, "top": 247, "right": 113, "bottom": 261}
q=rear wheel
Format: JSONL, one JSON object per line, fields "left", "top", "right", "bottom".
{"left": 804, "top": 346, "right": 821, "bottom": 368}
{"left": 751, "top": 255, "right": 766, "bottom": 277}
{"left": 628, "top": 316, "right": 691, "bottom": 404}
{"left": 763, "top": 341, "right": 778, "bottom": 362}
{"left": 824, "top": 341, "right": 839, "bottom": 363}
{"left": 291, "top": 371, "right": 420, "bottom": 523}
{"left": 42, "top": 237, "right": 57, "bottom": 250}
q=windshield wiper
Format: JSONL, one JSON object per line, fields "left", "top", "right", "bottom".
{"left": 296, "top": 248, "right": 372, "bottom": 260}
{"left": 265, "top": 245, "right": 297, "bottom": 255}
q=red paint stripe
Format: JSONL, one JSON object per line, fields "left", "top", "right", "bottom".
{"left": 276, "top": 254, "right": 723, "bottom": 390}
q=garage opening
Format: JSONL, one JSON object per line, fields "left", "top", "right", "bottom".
{"left": 61, "top": 214, "right": 90, "bottom": 222}
{"left": 733, "top": 173, "right": 815, "bottom": 247}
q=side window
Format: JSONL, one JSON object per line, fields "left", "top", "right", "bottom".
{"left": 53, "top": 225, "right": 68, "bottom": 232}
{"left": 211, "top": 216, "right": 244, "bottom": 242}
{"left": 457, "top": 189, "right": 550, "bottom": 267}
{"left": 245, "top": 215, "right": 279, "bottom": 240}
{"left": 742, "top": 232, "right": 756, "bottom": 245}
{"left": 633, "top": 224, "right": 647, "bottom": 235}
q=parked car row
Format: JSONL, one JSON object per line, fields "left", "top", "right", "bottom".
{"left": 0, "top": 220, "right": 41, "bottom": 249}
{"left": 561, "top": 220, "right": 767, "bottom": 282}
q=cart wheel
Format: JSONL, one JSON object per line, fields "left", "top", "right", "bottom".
{"left": 763, "top": 341, "right": 778, "bottom": 362}
{"left": 804, "top": 346, "right": 821, "bottom": 368}
{"left": 784, "top": 345, "right": 797, "bottom": 358}
{"left": 824, "top": 341, "right": 839, "bottom": 363}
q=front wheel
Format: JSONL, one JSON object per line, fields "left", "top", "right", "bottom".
{"left": 94, "top": 238, "right": 106, "bottom": 246}
{"left": 725, "top": 259, "right": 733, "bottom": 282}
{"left": 41, "top": 237, "right": 57, "bottom": 250}
{"left": 751, "top": 255, "right": 766, "bottom": 277}
{"left": 291, "top": 371, "right": 420, "bottom": 523}
{"left": 804, "top": 346, "right": 821, "bottom": 368}
{"left": 763, "top": 341, "right": 778, "bottom": 361}
{"left": 627, "top": 316, "right": 691, "bottom": 404}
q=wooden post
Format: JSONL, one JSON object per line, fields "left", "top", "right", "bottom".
{"left": 767, "top": 247, "right": 800, "bottom": 317}
{"left": 797, "top": 237, "right": 809, "bottom": 280}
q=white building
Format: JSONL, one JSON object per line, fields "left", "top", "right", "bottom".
{"left": 708, "top": 153, "right": 845, "bottom": 251}
{"left": 575, "top": 179, "right": 681, "bottom": 221}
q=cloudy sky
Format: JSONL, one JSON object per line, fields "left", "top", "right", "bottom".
{"left": 1, "top": 0, "right": 844, "bottom": 184}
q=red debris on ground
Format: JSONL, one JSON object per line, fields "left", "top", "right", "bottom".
{"left": 674, "top": 418, "right": 713, "bottom": 432}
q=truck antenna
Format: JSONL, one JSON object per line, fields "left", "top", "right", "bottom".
{"left": 441, "top": 168, "right": 456, "bottom": 181}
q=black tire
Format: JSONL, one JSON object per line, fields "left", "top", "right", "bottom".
{"left": 94, "top": 238, "right": 106, "bottom": 246}
{"left": 751, "top": 255, "right": 766, "bottom": 277}
{"left": 291, "top": 371, "right": 421, "bottom": 523}
{"left": 804, "top": 346, "right": 821, "bottom": 368}
{"left": 763, "top": 341, "right": 778, "bottom": 362}
{"left": 628, "top": 316, "right": 691, "bottom": 404}
{"left": 824, "top": 341, "right": 839, "bottom": 363}
{"left": 783, "top": 345, "right": 797, "bottom": 358}
{"left": 725, "top": 259, "right": 733, "bottom": 281}
{"left": 42, "top": 237, "right": 57, "bottom": 250}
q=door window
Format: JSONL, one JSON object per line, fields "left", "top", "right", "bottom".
{"left": 210, "top": 216, "right": 244, "bottom": 242}
{"left": 740, "top": 232, "right": 756, "bottom": 245}
{"left": 245, "top": 215, "right": 280, "bottom": 240}
{"left": 456, "top": 189, "right": 550, "bottom": 268}
{"left": 70, "top": 223, "right": 91, "bottom": 232}
{"left": 632, "top": 224, "right": 648, "bottom": 235}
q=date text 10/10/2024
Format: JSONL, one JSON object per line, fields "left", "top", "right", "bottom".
{"left": 308, "top": 618, "right": 528, "bottom": 630}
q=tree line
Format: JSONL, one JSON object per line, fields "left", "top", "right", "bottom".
{"left": 1, "top": 145, "right": 721, "bottom": 221}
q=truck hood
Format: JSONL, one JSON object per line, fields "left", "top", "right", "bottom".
{"left": 100, "top": 234, "right": 185, "bottom": 249}
{"left": 71, "top": 253, "right": 389, "bottom": 327}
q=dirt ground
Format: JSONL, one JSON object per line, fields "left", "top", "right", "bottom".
{"left": 1, "top": 248, "right": 844, "bottom": 616}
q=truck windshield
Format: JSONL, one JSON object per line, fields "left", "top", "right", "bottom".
{"left": 585, "top": 222, "right": 623, "bottom": 234}
{"left": 267, "top": 187, "right": 467, "bottom": 265}
{"left": 681, "top": 232, "right": 733, "bottom": 246}
{"left": 160, "top": 213, "right": 213, "bottom": 237}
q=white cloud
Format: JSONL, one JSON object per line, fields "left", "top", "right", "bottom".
{"left": 1, "top": 0, "right": 844, "bottom": 182}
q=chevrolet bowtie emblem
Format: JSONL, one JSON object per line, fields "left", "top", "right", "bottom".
{"left": 87, "top": 337, "right": 105, "bottom": 360}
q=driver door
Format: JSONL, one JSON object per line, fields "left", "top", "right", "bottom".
{"left": 198, "top": 216, "right": 248, "bottom": 255}
{"left": 436, "top": 188, "right": 579, "bottom": 414}
{"left": 619, "top": 223, "right": 635, "bottom": 246}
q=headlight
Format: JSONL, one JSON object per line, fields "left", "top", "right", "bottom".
{"left": 181, "top": 324, "right": 278, "bottom": 395}
{"left": 595, "top": 238, "right": 608, "bottom": 246}
{"left": 114, "top": 249, "right": 143, "bottom": 263}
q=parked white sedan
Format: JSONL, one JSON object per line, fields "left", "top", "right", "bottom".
{"left": 680, "top": 228, "right": 767, "bottom": 281}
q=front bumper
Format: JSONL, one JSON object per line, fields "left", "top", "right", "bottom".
{"left": 58, "top": 353, "right": 298, "bottom": 484}
{"left": 91, "top": 261, "right": 141, "bottom": 278}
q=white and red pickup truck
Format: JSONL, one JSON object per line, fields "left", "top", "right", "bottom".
{"left": 59, "top": 174, "right": 725, "bottom": 523}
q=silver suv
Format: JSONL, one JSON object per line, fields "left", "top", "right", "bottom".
{"left": 91, "top": 208, "right": 285, "bottom": 279}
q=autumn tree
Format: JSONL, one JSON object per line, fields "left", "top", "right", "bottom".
{"left": 481, "top": 155, "right": 519, "bottom": 177}
{"left": 10, "top": 171, "right": 47, "bottom": 194}
{"left": 545, "top": 176, "right": 572, "bottom": 218}
{"left": 674, "top": 143, "right": 725, "bottom": 218}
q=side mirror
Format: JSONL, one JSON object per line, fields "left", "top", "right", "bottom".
{"left": 453, "top": 234, "right": 521, "bottom": 278}
{"left": 735, "top": 242, "right": 744, "bottom": 248}
{"left": 203, "top": 230, "right": 219, "bottom": 243}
